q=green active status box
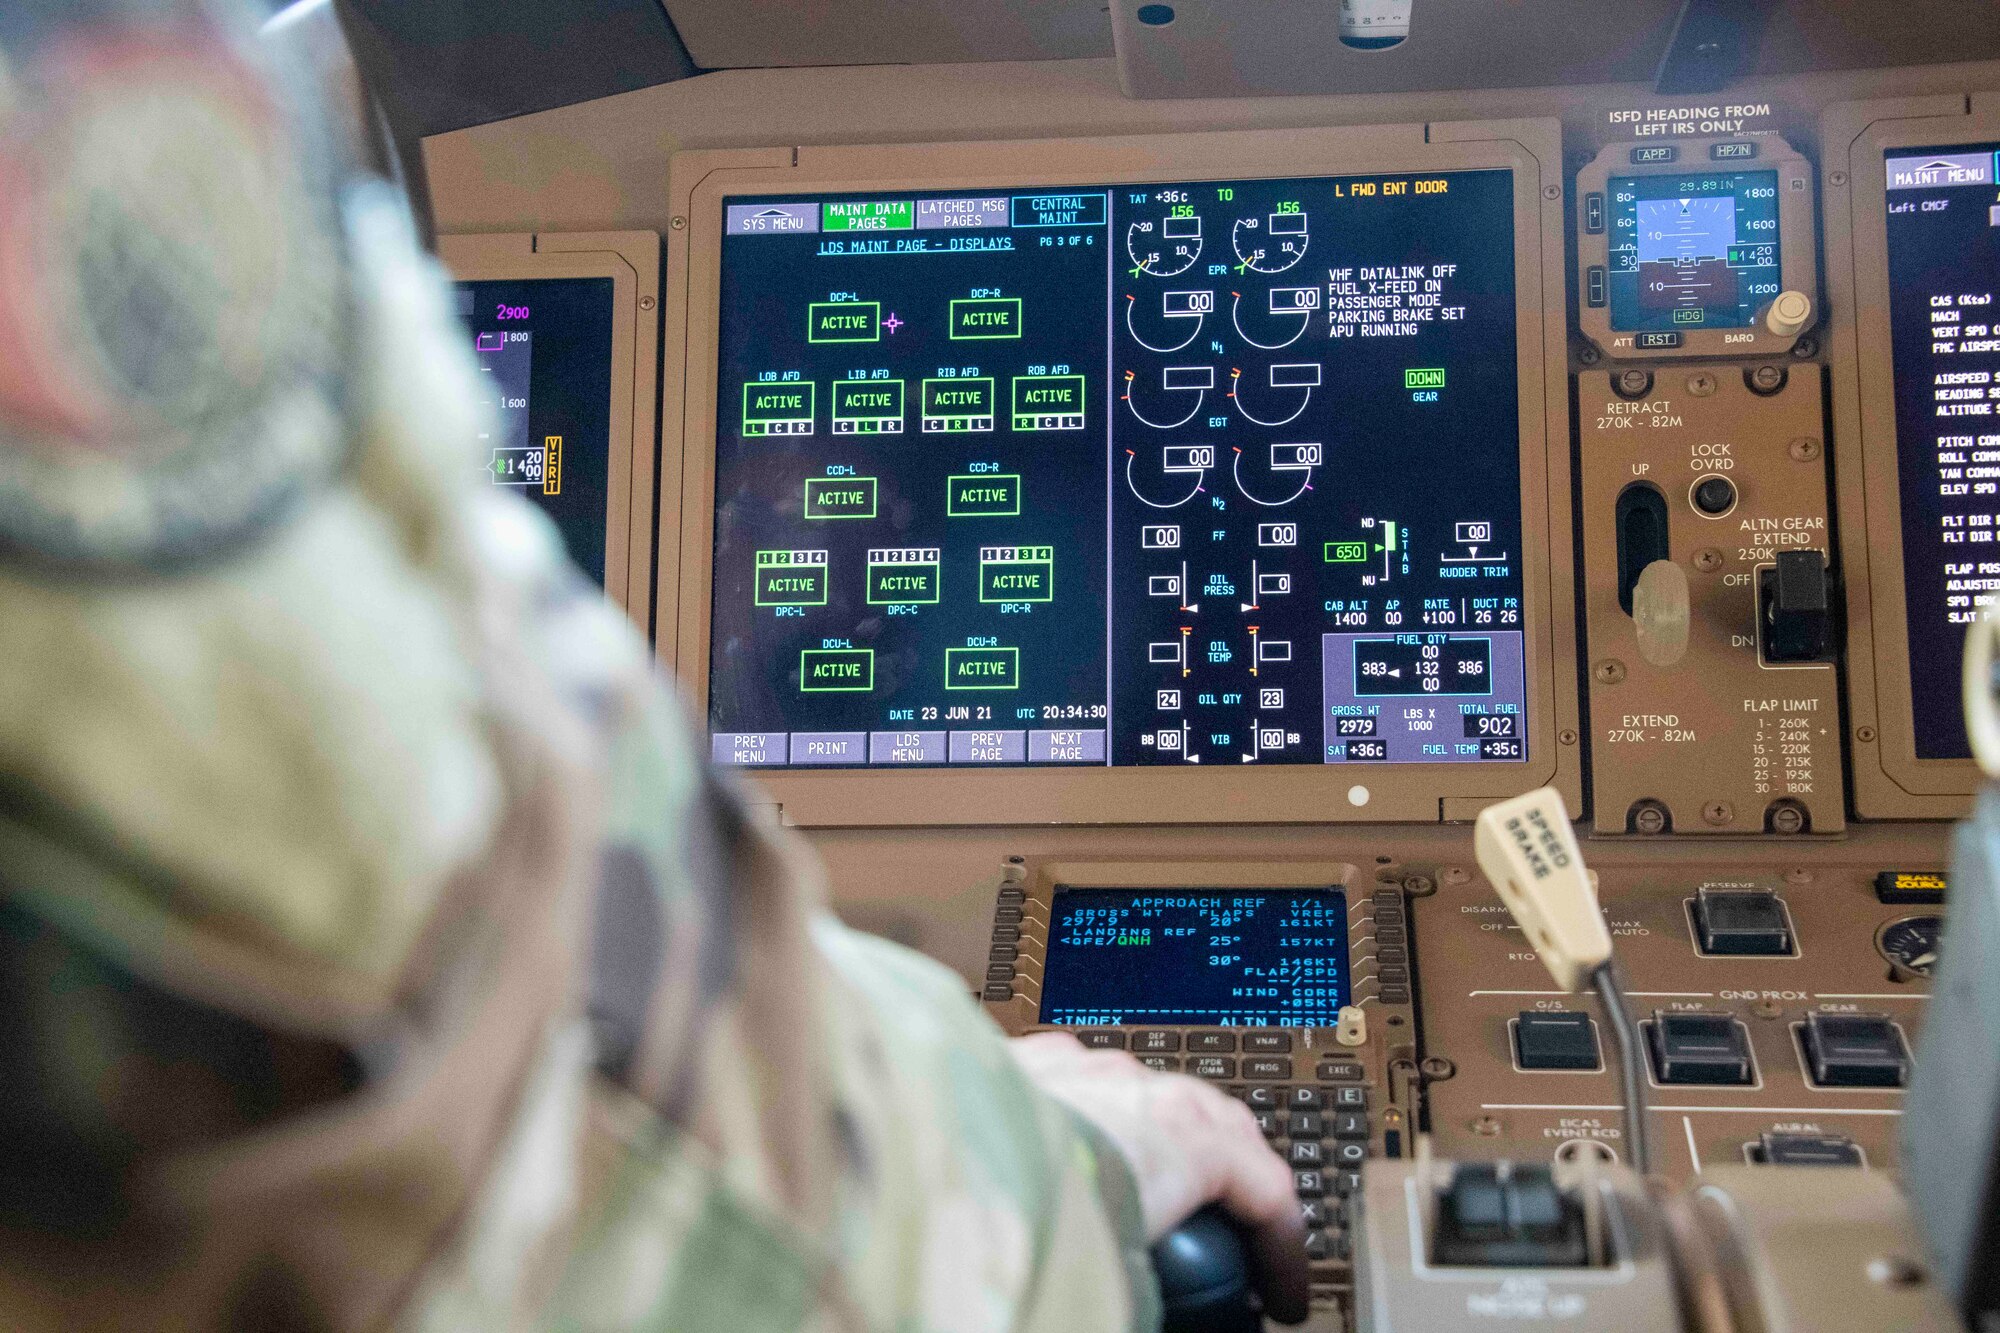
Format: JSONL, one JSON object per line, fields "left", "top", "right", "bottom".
{"left": 922, "top": 378, "right": 996, "bottom": 432}
{"left": 946, "top": 646, "right": 1020, "bottom": 690}
{"left": 865, "top": 548, "right": 941, "bottom": 604}
{"left": 1011, "top": 375, "right": 1086, "bottom": 430}
{"left": 831, "top": 379, "right": 905, "bottom": 434}
{"left": 742, "top": 381, "right": 815, "bottom": 436}
{"left": 950, "top": 298, "right": 1023, "bottom": 340}
{"left": 808, "top": 302, "right": 880, "bottom": 342}
{"left": 803, "top": 476, "right": 878, "bottom": 520}
{"left": 947, "top": 473, "right": 1020, "bottom": 517}
{"left": 1404, "top": 367, "right": 1446, "bottom": 389}
{"left": 979, "top": 545, "right": 1054, "bottom": 602}
{"left": 1325, "top": 541, "right": 1369, "bottom": 563}
{"left": 799, "top": 648, "right": 874, "bottom": 692}
{"left": 822, "top": 201, "right": 914, "bottom": 232}
{"left": 753, "top": 550, "right": 829, "bottom": 606}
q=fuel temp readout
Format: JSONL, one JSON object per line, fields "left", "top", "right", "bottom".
{"left": 1036, "top": 888, "right": 1351, "bottom": 1028}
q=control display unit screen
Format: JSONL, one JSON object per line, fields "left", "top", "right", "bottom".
{"left": 1037, "top": 889, "right": 1350, "bottom": 1027}
{"left": 1607, "top": 169, "right": 1781, "bottom": 332}
{"left": 457, "top": 278, "right": 617, "bottom": 588}
{"left": 1882, "top": 144, "right": 2000, "bottom": 760}
{"left": 709, "top": 169, "right": 1530, "bottom": 770}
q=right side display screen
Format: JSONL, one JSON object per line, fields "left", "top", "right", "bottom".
{"left": 1883, "top": 145, "right": 2000, "bottom": 759}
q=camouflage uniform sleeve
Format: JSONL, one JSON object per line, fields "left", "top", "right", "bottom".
{"left": 551, "top": 678, "right": 1161, "bottom": 1333}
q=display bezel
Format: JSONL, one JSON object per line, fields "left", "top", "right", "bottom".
{"left": 664, "top": 122, "right": 1578, "bottom": 826}
{"left": 437, "top": 231, "right": 663, "bottom": 636}
{"left": 1574, "top": 137, "right": 1817, "bottom": 362}
{"left": 1822, "top": 93, "right": 2000, "bottom": 818}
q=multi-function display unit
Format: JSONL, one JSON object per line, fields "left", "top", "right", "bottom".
{"left": 1828, "top": 94, "right": 2000, "bottom": 817}
{"left": 436, "top": 231, "right": 663, "bottom": 633}
{"left": 667, "top": 121, "right": 1575, "bottom": 825}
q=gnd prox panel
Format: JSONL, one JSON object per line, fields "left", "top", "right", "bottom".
{"left": 664, "top": 120, "right": 1577, "bottom": 825}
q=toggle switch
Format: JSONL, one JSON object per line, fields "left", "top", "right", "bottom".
{"left": 1759, "top": 550, "right": 1832, "bottom": 663}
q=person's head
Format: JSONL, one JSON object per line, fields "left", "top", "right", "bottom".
{"left": 0, "top": 2, "right": 484, "bottom": 1249}
{"left": 0, "top": 0, "right": 361, "bottom": 575}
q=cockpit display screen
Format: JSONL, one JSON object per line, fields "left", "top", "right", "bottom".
{"left": 1882, "top": 143, "right": 2000, "bottom": 760}
{"left": 1606, "top": 169, "right": 1782, "bottom": 332}
{"left": 707, "top": 169, "right": 1530, "bottom": 770}
{"left": 1037, "top": 888, "right": 1350, "bottom": 1028}
{"left": 457, "top": 278, "right": 617, "bottom": 588}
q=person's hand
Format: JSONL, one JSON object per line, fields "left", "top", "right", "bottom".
{"left": 1011, "top": 1030, "right": 1310, "bottom": 1322}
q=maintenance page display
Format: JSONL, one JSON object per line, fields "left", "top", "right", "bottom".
{"left": 1883, "top": 144, "right": 2000, "bottom": 760}
{"left": 709, "top": 170, "right": 1529, "bottom": 769}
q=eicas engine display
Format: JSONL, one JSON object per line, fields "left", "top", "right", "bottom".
{"left": 707, "top": 169, "right": 1530, "bottom": 769}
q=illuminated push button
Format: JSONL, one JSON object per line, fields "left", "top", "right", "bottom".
{"left": 1766, "top": 289, "right": 1815, "bottom": 338}
{"left": 949, "top": 730, "right": 1027, "bottom": 763}
{"left": 1801, "top": 1012, "right": 1909, "bottom": 1088}
{"left": 868, "top": 730, "right": 947, "bottom": 764}
{"left": 1514, "top": 1011, "right": 1600, "bottom": 1071}
{"left": 1648, "top": 1011, "right": 1754, "bottom": 1085}
{"left": 1028, "top": 729, "right": 1107, "bottom": 762}
{"left": 1875, "top": 870, "right": 1947, "bottom": 905}
{"left": 1693, "top": 887, "right": 1794, "bottom": 955}
{"left": 710, "top": 732, "right": 786, "bottom": 765}
{"left": 788, "top": 732, "right": 867, "bottom": 765}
